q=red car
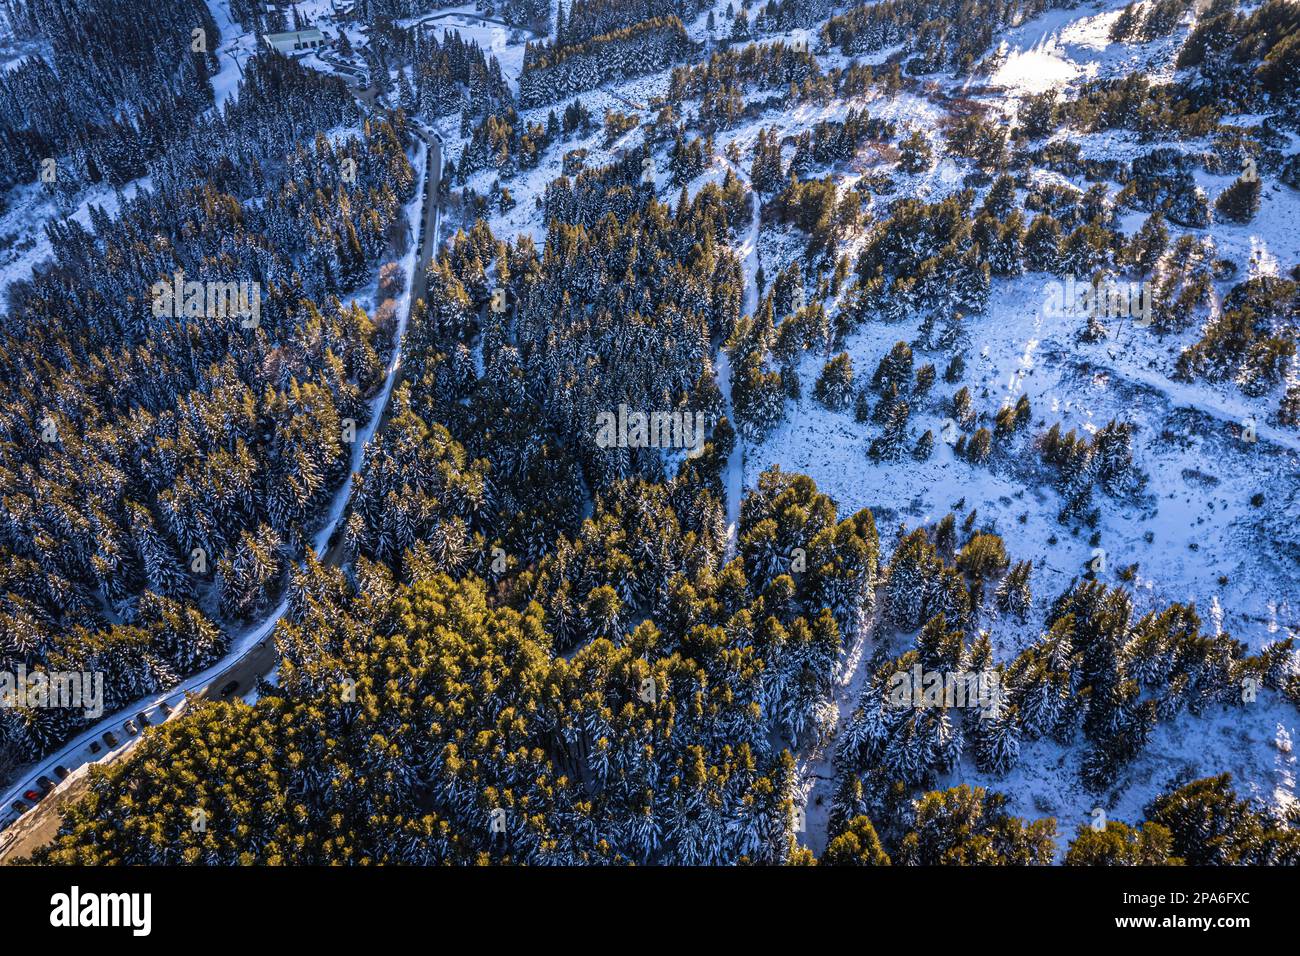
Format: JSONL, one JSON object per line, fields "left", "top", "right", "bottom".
{"left": 23, "top": 789, "right": 42, "bottom": 802}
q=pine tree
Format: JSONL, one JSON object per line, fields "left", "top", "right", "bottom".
{"left": 872, "top": 341, "right": 914, "bottom": 393}
{"left": 996, "top": 560, "right": 1033, "bottom": 620}
{"left": 1066, "top": 821, "right": 1179, "bottom": 865}
{"left": 813, "top": 353, "right": 855, "bottom": 410}
{"left": 1024, "top": 214, "right": 1062, "bottom": 272}
{"left": 898, "top": 129, "right": 931, "bottom": 173}
{"left": 822, "top": 815, "right": 891, "bottom": 864}
{"left": 1215, "top": 174, "right": 1261, "bottom": 223}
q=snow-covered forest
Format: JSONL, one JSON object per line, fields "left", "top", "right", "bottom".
{"left": 0, "top": 0, "right": 1297, "bottom": 868}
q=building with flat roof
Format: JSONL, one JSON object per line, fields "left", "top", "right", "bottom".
{"left": 263, "top": 28, "right": 325, "bottom": 55}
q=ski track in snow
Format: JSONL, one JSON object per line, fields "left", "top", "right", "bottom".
{"left": 795, "top": 602, "right": 882, "bottom": 855}
{"left": 208, "top": 0, "right": 247, "bottom": 111}
{"left": 715, "top": 152, "right": 758, "bottom": 556}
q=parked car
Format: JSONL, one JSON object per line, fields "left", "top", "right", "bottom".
{"left": 158, "top": 701, "right": 173, "bottom": 717}
{"left": 53, "top": 765, "right": 70, "bottom": 780}
{"left": 36, "top": 776, "right": 55, "bottom": 793}
{"left": 123, "top": 720, "right": 138, "bottom": 735}
{"left": 219, "top": 680, "right": 240, "bottom": 699}
{"left": 23, "top": 789, "right": 42, "bottom": 802}
{"left": 137, "top": 711, "right": 152, "bottom": 726}
{"left": 103, "top": 731, "right": 119, "bottom": 747}
{"left": 88, "top": 741, "right": 102, "bottom": 755}
{"left": 10, "top": 801, "right": 26, "bottom": 814}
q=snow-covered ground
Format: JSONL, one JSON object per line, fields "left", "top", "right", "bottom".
{"left": 0, "top": 177, "right": 150, "bottom": 302}
{"left": 752, "top": 260, "right": 1298, "bottom": 649}
{"left": 987, "top": 1, "right": 1184, "bottom": 95}
{"left": 947, "top": 693, "right": 1298, "bottom": 859}
{"left": 400, "top": 3, "right": 532, "bottom": 92}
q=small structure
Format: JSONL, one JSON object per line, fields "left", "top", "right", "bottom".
{"left": 262, "top": 28, "right": 326, "bottom": 55}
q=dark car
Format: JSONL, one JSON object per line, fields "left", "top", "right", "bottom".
{"left": 137, "top": 711, "right": 152, "bottom": 726}
{"left": 10, "top": 801, "right": 26, "bottom": 814}
{"left": 219, "top": 680, "right": 240, "bottom": 699}
{"left": 87, "top": 741, "right": 102, "bottom": 755}
{"left": 158, "top": 701, "right": 173, "bottom": 717}
{"left": 103, "top": 731, "right": 119, "bottom": 747}
{"left": 53, "top": 765, "right": 70, "bottom": 780}
{"left": 123, "top": 720, "right": 138, "bottom": 736}
{"left": 37, "top": 776, "right": 55, "bottom": 793}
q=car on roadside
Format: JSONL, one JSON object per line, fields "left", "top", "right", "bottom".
{"left": 23, "top": 789, "right": 42, "bottom": 802}
{"left": 102, "top": 731, "right": 119, "bottom": 747}
{"left": 10, "top": 801, "right": 26, "bottom": 814}
{"left": 219, "top": 680, "right": 240, "bottom": 699}
{"left": 36, "top": 776, "right": 55, "bottom": 793}
{"left": 87, "top": 741, "right": 102, "bottom": 755}
{"left": 53, "top": 765, "right": 70, "bottom": 780}
{"left": 123, "top": 720, "right": 138, "bottom": 736}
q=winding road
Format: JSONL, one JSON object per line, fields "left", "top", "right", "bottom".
{"left": 0, "top": 70, "right": 444, "bottom": 863}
